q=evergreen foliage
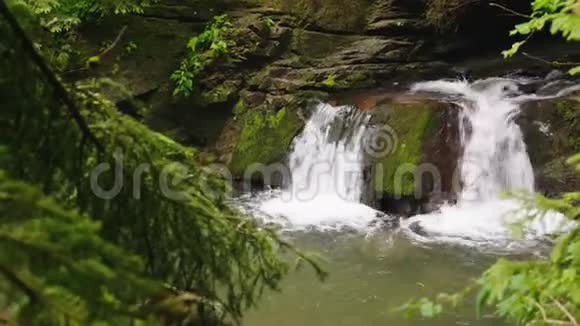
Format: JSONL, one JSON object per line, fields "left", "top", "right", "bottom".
{"left": 0, "top": 171, "right": 160, "bottom": 325}
{"left": 0, "top": 3, "right": 324, "bottom": 324}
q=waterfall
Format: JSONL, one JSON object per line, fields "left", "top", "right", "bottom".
{"left": 413, "top": 79, "right": 535, "bottom": 201}
{"left": 288, "top": 103, "right": 369, "bottom": 202}
{"left": 404, "top": 78, "right": 577, "bottom": 246}
{"left": 240, "top": 103, "right": 383, "bottom": 231}
{"left": 236, "top": 77, "right": 577, "bottom": 245}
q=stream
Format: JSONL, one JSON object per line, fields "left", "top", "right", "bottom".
{"left": 235, "top": 78, "right": 579, "bottom": 325}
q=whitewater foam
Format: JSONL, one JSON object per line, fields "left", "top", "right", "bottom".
{"left": 403, "top": 78, "right": 577, "bottom": 247}
{"left": 240, "top": 103, "right": 383, "bottom": 232}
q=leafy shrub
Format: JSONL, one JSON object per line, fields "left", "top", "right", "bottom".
{"left": 503, "top": 0, "right": 580, "bottom": 74}
{"left": 171, "top": 14, "right": 232, "bottom": 97}
{"left": 22, "top": 0, "right": 158, "bottom": 33}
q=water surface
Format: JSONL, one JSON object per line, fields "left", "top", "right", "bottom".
{"left": 245, "top": 231, "right": 505, "bottom": 326}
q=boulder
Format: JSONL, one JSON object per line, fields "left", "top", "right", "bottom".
{"left": 520, "top": 96, "right": 580, "bottom": 196}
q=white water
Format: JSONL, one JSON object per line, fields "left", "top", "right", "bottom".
{"left": 239, "top": 103, "right": 383, "bottom": 231}
{"left": 237, "top": 77, "right": 577, "bottom": 247}
{"left": 403, "top": 78, "right": 576, "bottom": 247}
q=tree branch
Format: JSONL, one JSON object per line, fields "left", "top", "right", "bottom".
{"left": 98, "top": 25, "right": 128, "bottom": 61}
{"left": 554, "top": 300, "right": 578, "bottom": 326}
{"left": 489, "top": 2, "right": 531, "bottom": 18}
{"left": 522, "top": 52, "right": 580, "bottom": 67}
{"left": 0, "top": 263, "right": 39, "bottom": 304}
{"left": 0, "top": 0, "right": 103, "bottom": 152}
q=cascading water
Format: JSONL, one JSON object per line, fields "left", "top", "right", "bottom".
{"left": 403, "top": 78, "right": 577, "bottom": 247}
{"left": 237, "top": 77, "right": 577, "bottom": 246}
{"left": 240, "top": 103, "right": 383, "bottom": 231}
{"left": 287, "top": 103, "right": 368, "bottom": 202}
{"left": 418, "top": 79, "right": 535, "bottom": 201}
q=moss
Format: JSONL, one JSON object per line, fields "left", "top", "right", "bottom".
{"left": 375, "top": 103, "right": 438, "bottom": 196}
{"left": 300, "top": 69, "right": 316, "bottom": 83}
{"left": 230, "top": 107, "right": 303, "bottom": 175}
{"left": 320, "top": 71, "right": 374, "bottom": 90}
{"left": 233, "top": 98, "right": 247, "bottom": 116}
{"left": 544, "top": 158, "right": 567, "bottom": 180}
{"left": 248, "top": 66, "right": 272, "bottom": 88}
{"left": 555, "top": 99, "right": 580, "bottom": 151}
{"left": 344, "top": 71, "right": 368, "bottom": 85}
{"left": 321, "top": 73, "right": 337, "bottom": 87}
{"left": 201, "top": 80, "right": 240, "bottom": 105}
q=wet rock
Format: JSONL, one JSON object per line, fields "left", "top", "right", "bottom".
{"left": 72, "top": 0, "right": 580, "bottom": 192}
{"left": 546, "top": 69, "right": 566, "bottom": 81}
{"left": 408, "top": 221, "right": 428, "bottom": 237}
{"left": 520, "top": 97, "right": 580, "bottom": 196}
{"left": 368, "top": 98, "right": 460, "bottom": 200}
{"left": 228, "top": 101, "right": 305, "bottom": 177}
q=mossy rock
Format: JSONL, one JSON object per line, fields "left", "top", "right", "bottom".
{"left": 201, "top": 80, "right": 241, "bottom": 105}
{"left": 371, "top": 100, "right": 445, "bottom": 197}
{"left": 520, "top": 97, "right": 580, "bottom": 195}
{"left": 230, "top": 106, "right": 303, "bottom": 176}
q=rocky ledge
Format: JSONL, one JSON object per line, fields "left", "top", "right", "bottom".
{"left": 74, "top": 0, "right": 580, "bottom": 216}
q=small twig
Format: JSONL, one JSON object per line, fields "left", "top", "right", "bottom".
{"left": 0, "top": 0, "right": 103, "bottom": 152}
{"left": 534, "top": 300, "right": 550, "bottom": 322}
{"left": 98, "top": 25, "right": 128, "bottom": 62}
{"left": 531, "top": 301, "right": 574, "bottom": 325}
{"left": 523, "top": 52, "right": 580, "bottom": 67}
{"left": 43, "top": 17, "right": 59, "bottom": 28}
{"left": 554, "top": 300, "right": 579, "bottom": 326}
{"left": 489, "top": 2, "right": 531, "bottom": 18}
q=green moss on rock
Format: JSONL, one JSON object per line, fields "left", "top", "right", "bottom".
{"left": 230, "top": 107, "right": 303, "bottom": 175}
{"left": 201, "top": 80, "right": 241, "bottom": 105}
{"left": 555, "top": 99, "right": 580, "bottom": 151}
{"left": 374, "top": 102, "right": 439, "bottom": 196}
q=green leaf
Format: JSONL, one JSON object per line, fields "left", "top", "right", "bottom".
{"left": 475, "top": 287, "right": 490, "bottom": 319}
{"left": 502, "top": 41, "right": 526, "bottom": 58}
{"left": 569, "top": 65, "right": 580, "bottom": 75}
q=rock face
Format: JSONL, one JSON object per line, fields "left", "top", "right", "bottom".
{"left": 520, "top": 97, "right": 580, "bottom": 196}
{"left": 75, "top": 0, "right": 580, "bottom": 214}
{"left": 362, "top": 96, "right": 460, "bottom": 216}
{"left": 77, "top": 0, "right": 529, "bottom": 178}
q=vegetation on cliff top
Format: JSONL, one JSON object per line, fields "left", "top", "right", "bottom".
{"left": 171, "top": 14, "right": 232, "bottom": 97}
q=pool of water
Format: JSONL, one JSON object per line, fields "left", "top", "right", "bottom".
{"left": 244, "top": 230, "right": 507, "bottom": 326}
